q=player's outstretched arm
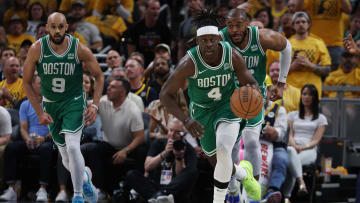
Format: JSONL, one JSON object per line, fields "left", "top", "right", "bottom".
{"left": 78, "top": 42, "right": 104, "bottom": 125}
{"left": 23, "top": 41, "right": 53, "bottom": 125}
{"left": 160, "top": 55, "right": 204, "bottom": 138}
{"left": 260, "top": 29, "right": 291, "bottom": 100}
{"left": 232, "top": 49, "right": 258, "bottom": 88}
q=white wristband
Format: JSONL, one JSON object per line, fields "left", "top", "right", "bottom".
{"left": 90, "top": 104, "right": 98, "bottom": 111}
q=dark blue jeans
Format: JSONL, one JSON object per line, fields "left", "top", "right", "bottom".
{"left": 4, "top": 140, "right": 54, "bottom": 185}
{"left": 268, "top": 147, "right": 289, "bottom": 190}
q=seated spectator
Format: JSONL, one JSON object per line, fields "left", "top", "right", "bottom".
{"left": 0, "top": 47, "right": 16, "bottom": 81}
{"left": 5, "top": 15, "right": 35, "bottom": 54}
{"left": 283, "top": 84, "right": 327, "bottom": 202}
{"left": 125, "top": 58, "right": 158, "bottom": 107}
{"left": 129, "top": 52, "right": 145, "bottom": 69}
{"left": 25, "top": 2, "right": 47, "bottom": 39}
{"left": 66, "top": 15, "right": 87, "bottom": 46}
{"left": 260, "top": 86, "right": 288, "bottom": 203}
{"left": 104, "top": 50, "right": 123, "bottom": 79}
{"left": 0, "top": 75, "right": 53, "bottom": 202}
{"left": 126, "top": 118, "right": 198, "bottom": 203}
{"left": 148, "top": 89, "right": 189, "bottom": 140}
{"left": 81, "top": 78, "right": 146, "bottom": 199}
{"left": 269, "top": 61, "right": 300, "bottom": 113}
{"left": 147, "top": 57, "right": 171, "bottom": 95}
{"left": 324, "top": 52, "right": 360, "bottom": 98}
{"left": 254, "top": 8, "right": 273, "bottom": 29}
{"left": 0, "top": 57, "right": 27, "bottom": 109}
{"left": 35, "top": 23, "right": 47, "bottom": 40}
{"left": 108, "top": 68, "right": 144, "bottom": 112}
{"left": 70, "top": 0, "right": 103, "bottom": 52}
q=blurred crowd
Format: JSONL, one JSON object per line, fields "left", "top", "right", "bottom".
{"left": 0, "top": 0, "right": 359, "bottom": 202}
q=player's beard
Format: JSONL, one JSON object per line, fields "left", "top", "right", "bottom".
{"left": 50, "top": 33, "right": 66, "bottom": 45}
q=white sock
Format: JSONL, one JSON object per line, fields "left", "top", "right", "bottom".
{"left": 213, "top": 187, "right": 227, "bottom": 203}
{"left": 234, "top": 163, "right": 247, "bottom": 181}
{"left": 65, "top": 131, "right": 85, "bottom": 195}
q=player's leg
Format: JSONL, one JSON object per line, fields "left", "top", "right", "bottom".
{"left": 213, "top": 122, "right": 241, "bottom": 203}
{"left": 226, "top": 141, "right": 241, "bottom": 203}
{"left": 243, "top": 110, "right": 264, "bottom": 180}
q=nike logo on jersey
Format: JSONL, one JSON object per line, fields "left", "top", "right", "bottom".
{"left": 44, "top": 55, "right": 52, "bottom": 58}
{"left": 74, "top": 95, "right": 82, "bottom": 100}
{"left": 198, "top": 69, "right": 208, "bottom": 75}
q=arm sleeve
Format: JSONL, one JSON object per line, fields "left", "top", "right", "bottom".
{"left": 274, "top": 106, "right": 288, "bottom": 142}
{"left": 278, "top": 39, "right": 292, "bottom": 83}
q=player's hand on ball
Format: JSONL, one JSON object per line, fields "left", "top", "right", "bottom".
{"left": 38, "top": 112, "right": 53, "bottom": 125}
{"left": 84, "top": 105, "right": 98, "bottom": 126}
{"left": 185, "top": 119, "right": 204, "bottom": 138}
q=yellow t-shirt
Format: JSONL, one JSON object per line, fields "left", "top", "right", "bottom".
{"left": 92, "top": 0, "right": 133, "bottom": 22}
{"left": 304, "top": 0, "right": 350, "bottom": 47}
{"left": 274, "top": 84, "right": 301, "bottom": 113}
{"left": 59, "top": 0, "right": 95, "bottom": 15}
{"left": 324, "top": 67, "right": 360, "bottom": 98}
{"left": 29, "top": 0, "right": 58, "bottom": 14}
{"left": 84, "top": 15, "right": 127, "bottom": 42}
{"left": 6, "top": 34, "right": 35, "bottom": 53}
{"left": 287, "top": 35, "right": 331, "bottom": 98}
{"left": 0, "top": 78, "right": 26, "bottom": 108}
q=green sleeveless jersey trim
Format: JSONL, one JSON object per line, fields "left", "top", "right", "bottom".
{"left": 37, "top": 34, "right": 83, "bottom": 102}
{"left": 186, "top": 41, "right": 236, "bottom": 108}
{"left": 220, "top": 26, "right": 267, "bottom": 98}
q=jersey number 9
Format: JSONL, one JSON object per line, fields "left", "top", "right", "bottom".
{"left": 52, "top": 78, "right": 65, "bottom": 93}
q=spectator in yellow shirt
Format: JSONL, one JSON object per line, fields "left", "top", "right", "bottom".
{"left": 3, "top": 0, "right": 29, "bottom": 25}
{"left": 288, "top": 12, "right": 331, "bottom": 98}
{"left": 0, "top": 57, "right": 26, "bottom": 109}
{"left": 324, "top": 52, "right": 360, "bottom": 98}
{"left": 5, "top": 15, "right": 35, "bottom": 53}
{"left": 296, "top": 0, "right": 352, "bottom": 71}
{"left": 269, "top": 61, "right": 300, "bottom": 113}
{"left": 28, "top": 0, "right": 57, "bottom": 15}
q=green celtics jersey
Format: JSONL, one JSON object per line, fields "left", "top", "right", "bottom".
{"left": 36, "top": 34, "right": 83, "bottom": 102}
{"left": 187, "top": 41, "right": 236, "bottom": 108}
{"left": 219, "top": 26, "right": 267, "bottom": 97}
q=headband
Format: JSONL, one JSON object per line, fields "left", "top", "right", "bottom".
{"left": 197, "top": 26, "right": 219, "bottom": 37}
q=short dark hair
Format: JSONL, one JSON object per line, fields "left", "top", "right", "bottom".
{"left": 114, "top": 77, "right": 130, "bottom": 95}
{"left": 36, "top": 22, "right": 46, "bottom": 32}
{"left": 0, "top": 47, "right": 16, "bottom": 58}
{"left": 28, "top": 2, "right": 47, "bottom": 21}
{"left": 145, "top": 0, "right": 160, "bottom": 9}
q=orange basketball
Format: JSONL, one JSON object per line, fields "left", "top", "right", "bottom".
{"left": 230, "top": 86, "right": 263, "bottom": 119}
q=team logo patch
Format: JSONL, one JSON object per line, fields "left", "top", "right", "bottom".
{"left": 268, "top": 112, "right": 275, "bottom": 118}
{"left": 251, "top": 45, "right": 258, "bottom": 51}
{"left": 68, "top": 53, "right": 74, "bottom": 59}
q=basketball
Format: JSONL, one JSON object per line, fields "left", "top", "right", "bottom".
{"left": 230, "top": 86, "right": 263, "bottom": 119}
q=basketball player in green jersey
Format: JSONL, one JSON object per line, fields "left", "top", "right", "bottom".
{"left": 161, "top": 9, "right": 261, "bottom": 202}
{"left": 219, "top": 8, "right": 292, "bottom": 202}
{"left": 23, "top": 13, "right": 104, "bottom": 203}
